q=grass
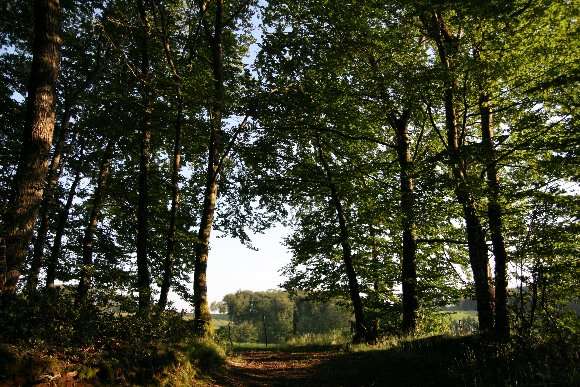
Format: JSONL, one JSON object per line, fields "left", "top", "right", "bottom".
{"left": 211, "top": 313, "right": 230, "bottom": 329}
{"left": 446, "top": 310, "right": 478, "bottom": 321}
{"left": 295, "top": 335, "right": 577, "bottom": 386}
{"left": 286, "top": 330, "right": 350, "bottom": 347}
{"left": 233, "top": 342, "right": 287, "bottom": 350}
{"left": 230, "top": 341, "right": 346, "bottom": 354}
{"left": 224, "top": 328, "right": 578, "bottom": 386}
{"left": 0, "top": 338, "right": 228, "bottom": 386}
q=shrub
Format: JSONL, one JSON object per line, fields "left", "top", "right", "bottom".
{"left": 186, "top": 339, "right": 226, "bottom": 371}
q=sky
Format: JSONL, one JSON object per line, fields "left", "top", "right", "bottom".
{"left": 168, "top": 225, "right": 293, "bottom": 311}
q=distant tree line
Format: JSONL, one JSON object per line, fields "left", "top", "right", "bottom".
{"left": 213, "top": 290, "right": 350, "bottom": 344}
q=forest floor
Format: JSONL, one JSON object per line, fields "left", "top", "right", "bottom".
{"left": 209, "top": 348, "right": 341, "bottom": 386}
{"left": 1, "top": 334, "right": 576, "bottom": 386}
{"left": 205, "top": 333, "right": 578, "bottom": 387}
{"left": 206, "top": 338, "right": 472, "bottom": 387}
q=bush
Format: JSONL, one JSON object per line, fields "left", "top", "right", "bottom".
{"left": 186, "top": 338, "right": 226, "bottom": 371}
{"left": 0, "top": 292, "right": 221, "bottom": 386}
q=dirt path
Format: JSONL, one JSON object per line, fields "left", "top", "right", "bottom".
{"left": 208, "top": 350, "right": 342, "bottom": 386}
{"left": 205, "top": 337, "right": 473, "bottom": 386}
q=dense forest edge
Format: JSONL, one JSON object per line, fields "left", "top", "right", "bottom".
{"left": 0, "top": 0, "right": 578, "bottom": 385}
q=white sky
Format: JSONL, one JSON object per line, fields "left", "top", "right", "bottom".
{"left": 168, "top": 225, "right": 292, "bottom": 311}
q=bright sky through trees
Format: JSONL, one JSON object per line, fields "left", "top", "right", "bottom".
{"left": 169, "top": 226, "right": 292, "bottom": 310}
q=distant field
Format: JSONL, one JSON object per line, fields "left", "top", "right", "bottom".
{"left": 211, "top": 313, "right": 230, "bottom": 328}
{"left": 176, "top": 313, "right": 229, "bottom": 327}
{"left": 445, "top": 310, "right": 478, "bottom": 321}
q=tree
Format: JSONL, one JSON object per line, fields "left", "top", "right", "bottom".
{"left": 192, "top": 0, "right": 226, "bottom": 336}
{"left": 1, "top": 0, "right": 62, "bottom": 295}
{"left": 27, "top": 15, "right": 102, "bottom": 292}
{"left": 135, "top": 0, "right": 153, "bottom": 314}
{"left": 222, "top": 290, "right": 294, "bottom": 343}
{"left": 192, "top": 0, "right": 257, "bottom": 336}
{"left": 152, "top": 0, "right": 184, "bottom": 312}
{"left": 45, "top": 139, "right": 84, "bottom": 289}
{"left": 76, "top": 140, "right": 114, "bottom": 304}
{"left": 421, "top": 10, "right": 495, "bottom": 333}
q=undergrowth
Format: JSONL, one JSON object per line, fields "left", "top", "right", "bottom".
{"left": 0, "top": 292, "right": 226, "bottom": 386}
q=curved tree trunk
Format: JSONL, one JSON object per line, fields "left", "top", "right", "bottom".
{"left": 425, "top": 12, "right": 495, "bottom": 333}
{"left": 193, "top": 0, "right": 224, "bottom": 337}
{"left": 480, "top": 94, "right": 510, "bottom": 340}
{"left": 391, "top": 113, "right": 418, "bottom": 334}
{"left": 45, "top": 143, "right": 84, "bottom": 288}
{"left": 1, "top": 0, "right": 61, "bottom": 296}
{"left": 136, "top": 0, "right": 152, "bottom": 314}
{"left": 76, "top": 141, "right": 113, "bottom": 305}
{"left": 26, "top": 106, "right": 70, "bottom": 293}
{"left": 316, "top": 141, "right": 368, "bottom": 343}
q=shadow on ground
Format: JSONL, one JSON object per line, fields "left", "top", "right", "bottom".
{"left": 209, "top": 334, "right": 578, "bottom": 387}
{"left": 209, "top": 336, "right": 479, "bottom": 387}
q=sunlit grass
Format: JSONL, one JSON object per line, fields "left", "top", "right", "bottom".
{"left": 286, "top": 330, "right": 350, "bottom": 347}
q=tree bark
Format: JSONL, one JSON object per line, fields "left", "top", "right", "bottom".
{"left": 136, "top": 0, "right": 152, "bottom": 313}
{"left": 425, "top": 11, "right": 495, "bottom": 333}
{"left": 1, "top": 0, "right": 61, "bottom": 295}
{"left": 26, "top": 104, "right": 71, "bottom": 293}
{"left": 45, "top": 143, "right": 84, "bottom": 288}
{"left": 76, "top": 141, "right": 113, "bottom": 305}
{"left": 193, "top": 0, "right": 225, "bottom": 337}
{"left": 390, "top": 112, "right": 418, "bottom": 334}
{"left": 316, "top": 140, "right": 368, "bottom": 343}
{"left": 480, "top": 93, "right": 510, "bottom": 339}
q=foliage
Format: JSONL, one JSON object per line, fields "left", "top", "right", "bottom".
{"left": 219, "top": 290, "right": 352, "bottom": 344}
{"left": 0, "top": 291, "right": 226, "bottom": 385}
{"left": 186, "top": 338, "right": 226, "bottom": 371}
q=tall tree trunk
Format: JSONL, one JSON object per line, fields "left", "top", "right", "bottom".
{"left": 391, "top": 113, "right": 418, "bottom": 334}
{"left": 45, "top": 144, "right": 84, "bottom": 288}
{"left": 158, "top": 94, "right": 182, "bottom": 310}
{"left": 194, "top": 0, "right": 224, "bottom": 336}
{"left": 26, "top": 104, "right": 71, "bottom": 293}
{"left": 156, "top": 0, "right": 183, "bottom": 311}
{"left": 367, "top": 59, "right": 418, "bottom": 331}
{"left": 1, "top": 0, "right": 61, "bottom": 295}
{"left": 136, "top": 0, "right": 152, "bottom": 313}
{"left": 480, "top": 94, "right": 510, "bottom": 340}
{"left": 316, "top": 141, "right": 368, "bottom": 343}
{"left": 425, "top": 12, "right": 495, "bottom": 333}
{"left": 76, "top": 141, "right": 113, "bottom": 304}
